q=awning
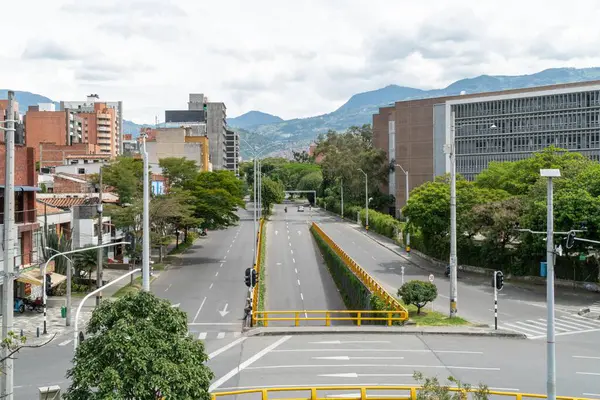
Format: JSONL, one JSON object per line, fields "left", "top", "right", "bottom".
{"left": 16, "top": 271, "right": 67, "bottom": 287}
{"left": 0, "top": 185, "right": 41, "bottom": 192}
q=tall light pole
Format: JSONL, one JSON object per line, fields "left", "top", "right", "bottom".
{"left": 445, "top": 111, "right": 458, "bottom": 317}
{"left": 1, "top": 91, "right": 16, "bottom": 399}
{"left": 395, "top": 164, "right": 410, "bottom": 251}
{"left": 340, "top": 177, "right": 344, "bottom": 218}
{"left": 541, "top": 168, "right": 560, "bottom": 400}
{"left": 253, "top": 157, "right": 257, "bottom": 265}
{"left": 358, "top": 169, "right": 368, "bottom": 230}
{"left": 141, "top": 128, "right": 151, "bottom": 292}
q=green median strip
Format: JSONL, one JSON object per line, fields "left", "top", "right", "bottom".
{"left": 256, "top": 221, "right": 267, "bottom": 326}
{"left": 402, "top": 302, "right": 470, "bottom": 326}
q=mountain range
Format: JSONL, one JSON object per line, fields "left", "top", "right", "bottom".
{"left": 4, "top": 66, "right": 600, "bottom": 158}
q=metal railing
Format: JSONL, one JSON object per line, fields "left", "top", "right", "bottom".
{"left": 253, "top": 310, "right": 406, "bottom": 327}
{"left": 211, "top": 386, "right": 594, "bottom": 400}
{"left": 311, "top": 222, "right": 408, "bottom": 319}
{"left": 251, "top": 218, "right": 265, "bottom": 316}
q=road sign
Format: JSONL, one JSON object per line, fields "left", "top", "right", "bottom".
{"left": 428, "top": 274, "right": 434, "bottom": 283}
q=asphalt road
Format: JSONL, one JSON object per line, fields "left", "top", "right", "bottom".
{"left": 315, "top": 210, "right": 600, "bottom": 339}
{"left": 208, "top": 332, "right": 600, "bottom": 399}
{"left": 265, "top": 203, "right": 346, "bottom": 326}
{"left": 153, "top": 205, "right": 256, "bottom": 351}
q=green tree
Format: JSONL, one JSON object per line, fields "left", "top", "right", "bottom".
{"left": 99, "top": 156, "right": 144, "bottom": 204}
{"left": 190, "top": 170, "right": 245, "bottom": 229}
{"left": 150, "top": 192, "right": 198, "bottom": 261}
{"left": 41, "top": 230, "right": 72, "bottom": 275}
{"left": 64, "top": 291, "right": 213, "bottom": 399}
{"left": 297, "top": 171, "right": 323, "bottom": 192}
{"left": 159, "top": 157, "right": 200, "bottom": 189}
{"left": 73, "top": 245, "right": 106, "bottom": 289}
{"left": 261, "top": 177, "right": 285, "bottom": 213}
{"left": 397, "top": 280, "right": 438, "bottom": 315}
{"left": 292, "top": 150, "right": 314, "bottom": 163}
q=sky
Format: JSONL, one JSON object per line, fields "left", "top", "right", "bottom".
{"left": 2, "top": 0, "right": 600, "bottom": 124}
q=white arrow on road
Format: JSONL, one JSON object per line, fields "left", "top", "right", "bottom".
{"left": 319, "top": 373, "right": 412, "bottom": 378}
{"left": 218, "top": 303, "right": 230, "bottom": 317}
{"left": 310, "top": 340, "right": 389, "bottom": 344}
{"left": 313, "top": 356, "right": 404, "bottom": 361}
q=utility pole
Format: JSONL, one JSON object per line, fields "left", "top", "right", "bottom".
{"left": 395, "top": 164, "right": 411, "bottom": 251}
{"left": 358, "top": 169, "right": 368, "bottom": 230}
{"left": 253, "top": 157, "right": 257, "bottom": 265}
{"left": 449, "top": 111, "right": 458, "bottom": 317}
{"left": 96, "top": 167, "right": 103, "bottom": 305}
{"left": 141, "top": 129, "right": 150, "bottom": 291}
{"left": 1, "top": 91, "right": 16, "bottom": 399}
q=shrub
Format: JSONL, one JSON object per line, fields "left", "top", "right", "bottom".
{"left": 359, "top": 209, "right": 402, "bottom": 240}
{"left": 397, "top": 280, "right": 438, "bottom": 314}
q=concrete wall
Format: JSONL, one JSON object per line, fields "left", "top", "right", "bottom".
{"left": 207, "top": 103, "right": 226, "bottom": 170}
{"left": 433, "top": 103, "right": 447, "bottom": 177}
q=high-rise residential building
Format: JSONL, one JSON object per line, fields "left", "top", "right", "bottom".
{"left": 372, "top": 80, "right": 600, "bottom": 217}
{"left": 24, "top": 103, "right": 84, "bottom": 162}
{"left": 145, "top": 127, "right": 211, "bottom": 175}
{"left": 165, "top": 93, "right": 229, "bottom": 170}
{"left": 60, "top": 94, "right": 124, "bottom": 154}
{"left": 225, "top": 128, "right": 240, "bottom": 175}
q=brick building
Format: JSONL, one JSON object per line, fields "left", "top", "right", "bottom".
{"left": 39, "top": 142, "right": 101, "bottom": 170}
{"left": 373, "top": 80, "right": 600, "bottom": 216}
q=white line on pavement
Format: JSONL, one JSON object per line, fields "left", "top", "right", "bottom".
{"left": 574, "top": 356, "right": 600, "bottom": 360}
{"left": 58, "top": 339, "right": 73, "bottom": 346}
{"left": 311, "top": 340, "right": 389, "bottom": 344}
{"left": 290, "top": 249, "right": 293, "bottom": 254}
{"left": 293, "top": 258, "right": 296, "bottom": 263}
{"left": 227, "top": 249, "right": 230, "bottom": 253}
{"left": 198, "top": 332, "right": 207, "bottom": 340}
{"left": 301, "top": 293, "right": 304, "bottom": 300}
{"left": 577, "top": 372, "right": 600, "bottom": 376}
{"left": 209, "top": 336, "right": 292, "bottom": 392}
{"left": 313, "top": 356, "right": 405, "bottom": 360}
{"left": 220, "top": 263, "right": 223, "bottom": 268}
{"left": 189, "top": 322, "right": 241, "bottom": 326}
{"left": 583, "top": 394, "right": 600, "bottom": 398}
{"left": 192, "top": 297, "right": 207, "bottom": 323}
{"left": 215, "top": 271, "right": 219, "bottom": 277}
{"left": 297, "top": 280, "right": 301, "bottom": 286}
{"left": 272, "top": 349, "right": 483, "bottom": 354}
{"left": 209, "top": 283, "right": 214, "bottom": 289}
{"left": 244, "top": 364, "right": 500, "bottom": 371}
{"left": 295, "top": 268, "right": 298, "bottom": 274}
{"left": 224, "top": 256, "right": 227, "bottom": 260}
{"left": 217, "top": 332, "right": 226, "bottom": 339}
{"left": 165, "top": 284, "right": 172, "bottom": 292}
{"left": 208, "top": 337, "right": 247, "bottom": 360}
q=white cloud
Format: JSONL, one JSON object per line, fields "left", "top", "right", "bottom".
{"left": 2, "top": 0, "right": 600, "bottom": 123}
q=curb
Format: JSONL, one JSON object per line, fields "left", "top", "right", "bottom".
{"left": 243, "top": 326, "right": 527, "bottom": 339}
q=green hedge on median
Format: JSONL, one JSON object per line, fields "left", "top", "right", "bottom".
{"left": 310, "top": 226, "right": 371, "bottom": 314}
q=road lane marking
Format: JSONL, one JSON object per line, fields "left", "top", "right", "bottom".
{"left": 189, "top": 322, "right": 240, "bottom": 326}
{"left": 300, "top": 293, "right": 304, "bottom": 300}
{"left": 295, "top": 268, "right": 298, "bottom": 273}
{"left": 208, "top": 337, "right": 247, "bottom": 360}
{"left": 209, "top": 336, "right": 292, "bottom": 391}
{"left": 165, "top": 284, "right": 172, "bottom": 292}
{"left": 290, "top": 249, "right": 293, "bottom": 255}
{"left": 293, "top": 258, "right": 296, "bottom": 263}
{"left": 313, "top": 356, "right": 405, "bottom": 360}
{"left": 234, "top": 332, "right": 241, "bottom": 338}
{"left": 320, "top": 373, "right": 412, "bottom": 378}
{"left": 58, "top": 339, "right": 73, "bottom": 346}
{"left": 310, "top": 340, "right": 389, "bottom": 344}
{"left": 198, "top": 332, "right": 207, "bottom": 340}
{"left": 217, "top": 332, "right": 226, "bottom": 339}
{"left": 297, "top": 280, "right": 301, "bottom": 286}
{"left": 209, "top": 283, "right": 214, "bottom": 289}
{"left": 272, "top": 349, "right": 483, "bottom": 354}
{"left": 245, "top": 364, "right": 500, "bottom": 371}
{"left": 220, "top": 263, "right": 223, "bottom": 268}
{"left": 574, "top": 356, "right": 600, "bottom": 360}
{"left": 227, "top": 249, "right": 230, "bottom": 253}
{"left": 289, "top": 242, "right": 292, "bottom": 246}
{"left": 583, "top": 394, "right": 600, "bottom": 398}
{"left": 577, "top": 372, "right": 600, "bottom": 376}
{"left": 224, "top": 256, "right": 227, "bottom": 260}
{"left": 192, "top": 297, "right": 207, "bottom": 323}
{"left": 372, "top": 256, "right": 376, "bottom": 260}
{"left": 215, "top": 271, "right": 219, "bottom": 277}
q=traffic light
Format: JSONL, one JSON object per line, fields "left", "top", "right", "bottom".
{"left": 495, "top": 271, "right": 504, "bottom": 291}
{"left": 566, "top": 231, "right": 576, "bottom": 249}
{"left": 45, "top": 273, "right": 52, "bottom": 295}
{"left": 244, "top": 268, "right": 251, "bottom": 287}
{"left": 244, "top": 268, "right": 258, "bottom": 287}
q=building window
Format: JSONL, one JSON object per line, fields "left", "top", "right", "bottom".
{"left": 78, "top": 168, "right": 85, "bottom": 174}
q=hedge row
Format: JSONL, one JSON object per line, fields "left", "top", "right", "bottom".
{"left": 359, "top": 209, "right": 403, "bottom": 240}
{"left": 310, "top": 225, "right": 403, "bottom": 325}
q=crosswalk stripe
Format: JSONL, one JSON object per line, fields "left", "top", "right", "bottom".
{"left": 563, "top": 315, "right": 600, "bottom": 327}
{"left": 217, "top": 332, "right": 226, "bottom": 339}
{"left": 198, "top": 332, "right": 207, "bottom": 340}
{"left": 233, "top": 332, "right": 241, "bottom": 338}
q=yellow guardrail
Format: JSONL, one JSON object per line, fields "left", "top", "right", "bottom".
{"left": 311, "top": 222, "right": 408, "bottom": 320}
{"left": 253, "top": 310, "right": 406, "bottom": 327}
{"left": 251, "top": 218, "right": 265, "bottom": 314}
{"left": 212, "top": 386, "right": 593, "bottom": 400}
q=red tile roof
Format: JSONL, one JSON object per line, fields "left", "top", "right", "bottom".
{"left": 36, "top": 201, "right": 67, "bottom": 215}
{"left": 39, "top": 197, "right": 99, "bottom": 209}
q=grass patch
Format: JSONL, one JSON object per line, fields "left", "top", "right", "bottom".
{"left": 402, "top": 302, "right": 469, "bottom": 326}
{"left": 168, "top": 232, "right": 198, "bottom": 255}
{"left": 256, "top": 221, "right": 267, "bottom": 325}
{"left": 113, "top": 283, "right": 141, "bottom": 298}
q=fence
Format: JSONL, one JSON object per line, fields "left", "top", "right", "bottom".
{"left": 252, "top": 310, "right": 407, "bottom": 327}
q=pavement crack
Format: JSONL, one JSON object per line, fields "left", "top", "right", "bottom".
{"left": 416, "top": 336, "right": 461, "bottom": 381}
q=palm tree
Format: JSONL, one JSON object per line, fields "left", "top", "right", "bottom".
{"left": 73, "top": 246, "right": 106, "bottom": 289}
{"left": 42, "top": 230, "right": 72, "bottom": 275}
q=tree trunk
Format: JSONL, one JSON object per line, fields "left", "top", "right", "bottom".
{"left": 159, "top": 244, "right": 163, "bottom": 263}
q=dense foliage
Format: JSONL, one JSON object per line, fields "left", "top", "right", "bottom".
{"left": 397, "top": 281, "right": 438, "bottom": 314}
{"left": 403, "top": 147, "right": 600, "bottom": 281}
{"left": 65, "top": 291, "right": 213, "bottom": 399}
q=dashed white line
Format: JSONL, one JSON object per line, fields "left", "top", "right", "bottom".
{"left": 220, "top": 263, "right": 224, "bottom": 268}
{"left": 295, "top": 268, "right": 298, "bottom": 273}
{"left": 300, "top": 293, "right": 304, "bottom": 300}
{"left": 165, "top": 283, "right": 172, "bottom": 292}
{"left": 372, "top": 256, "right": 376, "bottom": 260}
{"left": 198, "top": 332, "right": 208, "bottom": 340}
{"left": 293, "top": 258, "right": 296, "bottom": 263}
{"left": 192, "top": 297, "right": 207, "bottom": 323}
{"left": 297, "top": 279, "right": 301, "bottom": 286}
{"left": 290, "top": 249, "right": 293, "bottom": 255}
{"left": 209, "top": 283, "right": 214, "bottom": 289}
{"left": 224, "top": 256, "right": 227, "bottom": 260}
{"left": 215, "top": 271, "right": 219, "bottom": 277}
{"left": 217, "top": 332, "right": 226, "bottom": 339}
{"left": 289, "top": 242, "right": 292, "bottom": 247}
{"left": 227, "top": 249, "right": 230, "bottom": 253}
{"left": 58, "top": 339, "right": 73, "bottom": 346}
{"left": 577, "top": 372, "right": 600, "bottom": 376}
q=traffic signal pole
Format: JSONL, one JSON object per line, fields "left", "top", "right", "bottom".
{"left": 493, "top": 272, "right": 498, "bottom": 330}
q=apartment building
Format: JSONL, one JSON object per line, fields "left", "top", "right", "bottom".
{"left": 38, "top": 142, "right": 102, "bottom": 170}
{"left": 24, "top": 103, "right": 83, "bottom": 162}
{"left": 61, "top": 94, "right": 123, "bottom": 155}
{"left": 145, "top": 126, "right": 211, "bottom": 174}
{"left": 225, "top": 128, "right": 240, "bottom": 175}
{"left": 372, "top": 80, "right": 600, "bottom": 216}
{"left": 165, "top": 93, "right": 229, "bottom": 171}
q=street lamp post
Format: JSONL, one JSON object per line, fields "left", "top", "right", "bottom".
{"left": 395, "top": 164, "right": 410, "bottom": 251}
{"left": 358, "top": 169, "right": 368, "bottom": 230}
{"left": 541, "top": 168, "right": 561, "bottom": 400}
{"left": 141, "top": 128, "right": 151, "bottom": 292}
{"left": 40, "top": 242, "right": 130, "bottom": 335}
{"left": 445, "top": 111, "right": 458, "bottom": 317}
